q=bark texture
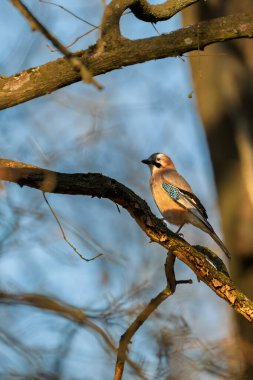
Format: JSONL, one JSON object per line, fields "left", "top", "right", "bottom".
{"left": 1, "top": 6, "right": 253, "bottom": 109}
{"left": 0, "top": 158, "right": 253, "bottom": 322}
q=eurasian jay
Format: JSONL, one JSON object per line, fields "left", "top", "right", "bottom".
{"left": 142, "top": 153, "right": 231, "bottom": 259}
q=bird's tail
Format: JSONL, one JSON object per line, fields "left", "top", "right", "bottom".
{"left": 208, "top": 229, "right": 231, "bottom": 259}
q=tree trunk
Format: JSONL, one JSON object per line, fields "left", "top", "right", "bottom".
{"left": 183, "top": 1, "right": 253, "bottom": 377}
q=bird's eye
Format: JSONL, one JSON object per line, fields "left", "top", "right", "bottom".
{"left": 154, "top": 157, "right": 162, "bottom": 168}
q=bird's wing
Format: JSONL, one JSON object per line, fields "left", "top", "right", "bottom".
{"left": 162, "top": 181, "right": 213, "bottom": 231}
{"left": 178, "top": 187, "right": 208, "bottom": 219}
{"left": 161, "top": 180, "right": 231, "bottom": 259}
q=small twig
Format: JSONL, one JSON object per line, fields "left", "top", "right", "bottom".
{"left": 39, "top": 0, "right": 99, "bottom": 28}
{"left": 151, "top": 22, "right": 160, "bottom": 35}
{"left": 43, "top": 192, "right": 103, "bottom": 262}
{"left": 115, "top": 203, "right": 121, "bottom": 214}
{"left": 10, "top": 0, "right": 103, "bottom": 90}
{"left": 47, "top": 27, "right": 98, "bottom": 51}
{"left": 66, "top": 27, "right": 98, "bottom": 48}
{"left": 177, "top": 279, "right": 193, "bottom": 284}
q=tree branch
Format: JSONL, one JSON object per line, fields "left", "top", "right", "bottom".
{"left": 114, "top": 251, "right": 191, "bottom": 380}
{"left": 114, "top": 288, "right": 172, "bottom": 380}
{"left": 130, "top": 0, "right": 199, "bottom": 22}
{"left": 1, "top": 12, "right": 253, "bottom": 109}
{"left": 165, "top": 251, "right": 177, "bottom": 292}
{"left": 100, "top": 0, "right": 199, "bottom": 41}
{"left": 10, "top": 0, "right": 103, "bottom": 89}
{"left": 0, "top": 290, "right": 116, "bottom": 350}
{"left": 0, "top": 290, "right": 146, "bottom": 379}
{"left": 0, "top": 158, "right": 253, "bottom": 322}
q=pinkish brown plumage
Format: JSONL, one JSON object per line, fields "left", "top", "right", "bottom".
{"left": 142, "top": 153, "right": 231, "bottom": 259}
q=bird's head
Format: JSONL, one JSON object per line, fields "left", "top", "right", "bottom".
{"left": 141, "top": 153, "right": 175, "bottom": 173}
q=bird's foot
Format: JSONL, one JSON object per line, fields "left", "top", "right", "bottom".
{"left": 177, "top": 232, "right": 184, "bottom": 238}
{"left": 175, "top": 223, "right": 185, "bottom": 236}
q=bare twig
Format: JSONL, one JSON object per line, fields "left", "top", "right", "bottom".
{"left": 47, "top": 27, "right": 98, "bottom": 51}
{"left": 10, "top": 0, "right": 103, "bottom": 89}
{"left": 39, "top": 0, "right": 99, "bottom": 28}
{"left": 42, "top": 192, "right": 103, "bottom": 262}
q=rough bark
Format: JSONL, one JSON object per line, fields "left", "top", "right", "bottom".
{"left": 1, "top": 9, "right": 253, "bottom": 109}
{"left": 0, "top": 158, "right": 253, "bottom": 322}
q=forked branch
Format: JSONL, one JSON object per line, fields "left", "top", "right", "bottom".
{"left": 114, "top": 251, "right": 192, "bottom": 380}
{"left": 1, "top": 2, "right": 253, "bottom": 108}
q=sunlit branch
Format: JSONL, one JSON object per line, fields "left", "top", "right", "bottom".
{"left": 0, "top": 158, "right": 253, "bottom": 322}
{"left": 1, "top": 12, "right": 253, "bottom": 109}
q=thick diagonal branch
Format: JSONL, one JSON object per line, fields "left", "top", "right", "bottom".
{"left": 0, "top": 158, "right": 253, "bottom": 322}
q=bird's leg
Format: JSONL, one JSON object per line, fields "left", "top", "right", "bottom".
{"left": 176, "top": 223, "right": 185, "bottom": 237}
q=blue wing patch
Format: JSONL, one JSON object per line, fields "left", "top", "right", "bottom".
{"left": 162, "top": 181, "right": 210, "bottom": 226}
{"left": 162, "top": 182, "right": 180, "bottom": 201}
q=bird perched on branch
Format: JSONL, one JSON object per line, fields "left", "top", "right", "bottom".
{"left": 142, "top": 153, "right": 231, "bottom": 259}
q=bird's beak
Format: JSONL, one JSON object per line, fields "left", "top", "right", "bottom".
{"left": 141, "top": 158, "right": 152, "bottom": 165}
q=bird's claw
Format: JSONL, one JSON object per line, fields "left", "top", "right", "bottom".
{"left": 177, "top": 232, "right": 184, "bottom": 238}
